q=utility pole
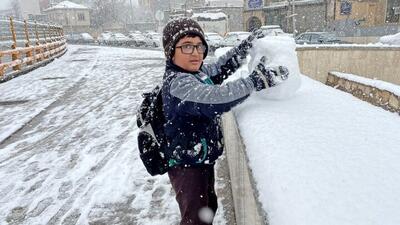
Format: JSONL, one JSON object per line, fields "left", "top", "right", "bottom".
{"left": 184, "top": 0, "right": 187, "bottom": 17}
{"left": 130, "top": 0, "right": 134, "bottom": 23}
{"left": 292, "top": 0, "right": 296, "bottom": 36}
{"left": 286, "top": 0, "right": 297, "bottom": 36}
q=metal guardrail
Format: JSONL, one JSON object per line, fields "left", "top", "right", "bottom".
{"left": 0, "top": 17, "right": 67, "bottom": 80}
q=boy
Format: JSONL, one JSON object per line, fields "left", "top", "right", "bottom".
{"left": 162, "top": 18, "right": 289, "bottom": 225}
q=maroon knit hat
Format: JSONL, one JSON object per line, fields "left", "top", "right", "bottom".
{"left": 162, "top": 17, "right": 208, "bottom": 60}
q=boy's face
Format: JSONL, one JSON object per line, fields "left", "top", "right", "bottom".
{"left": 172, "top": 36, "right": 204, "bottom": 72}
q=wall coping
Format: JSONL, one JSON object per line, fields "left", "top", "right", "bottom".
{"left": 222, "top": 112, "right": 268, "bottom": 225}
{"left": 296, "top": 44, "right": 400, "bottom": 51}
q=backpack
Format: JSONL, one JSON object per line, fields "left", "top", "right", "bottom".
{"left": 136, "top": 85, "right": 169, "bottom": 176}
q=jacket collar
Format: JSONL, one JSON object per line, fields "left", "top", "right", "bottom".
{"left": 165, "top": 60, "right": 203, "bottom": 75}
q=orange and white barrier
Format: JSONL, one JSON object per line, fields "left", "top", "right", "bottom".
{"left": 0, "top": 17, "right": 67, "bottom": 81}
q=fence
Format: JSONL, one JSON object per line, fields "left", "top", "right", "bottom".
{"left": 0, "top": 17, "right": 67, "bottom": 82}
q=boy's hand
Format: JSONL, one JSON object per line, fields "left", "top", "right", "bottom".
{"left": 235, "top": 29, "right": 266, "bottom": 57}
{"left": 249, "top": 56, "right": 289, "bottom": 91}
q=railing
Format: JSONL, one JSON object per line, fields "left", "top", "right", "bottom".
{"left": 0, "top": 17, "right": 67, "bottom": 81}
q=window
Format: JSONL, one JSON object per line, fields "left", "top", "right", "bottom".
{"left": 340, "top": 0, "right": 352, "bottom": 15}
{"left": 310, "top": 34, "right": 320, "bottom": 43}
{"left": 386, "top": 0, "right": 400, "bottom": 23}
{"left": 78, "top": 13, "right": 85, "bottom": 21}
{"left": 394, "top": 7, "right": 400, "bottom": 15}
{"left": 299, "top": 34, "right": 311, "bottom": 41}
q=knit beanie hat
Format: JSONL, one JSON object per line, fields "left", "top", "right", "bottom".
{"left": 162, "top": 17, "right": 208, "bottom": 60}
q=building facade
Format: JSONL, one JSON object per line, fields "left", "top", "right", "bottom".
{"left": 385, "top": 0, "right": 400, "bottom": 24}
{"left": 328, "top": 0, "right": 399, "bottom": 38}
{"left": 243, "top": 0, "right": 327, "bottom": 33}
{"left": 43, "top": 1, "right": 90, "bottom": 33}
{"left": 192, "top": 12, "right": 229, "bottom": 35}
{"left": 207, "top": 0, "right": 243, "bottom": 7}
{"left": 333, "top": 0, "right": 386, "bottom": 27}
{"left": 165, "top": 6, "right": 244, "bottom": 33}
{"left": 243, "top": 0, "right": 264, "bottom": 31}
{"left": 243, "top": 0, "right": 399, "bottom": 34}
{"left": 138, "top": 0, "right": 206, "bottom": 13}
{"left": 168, "top": 0, "right": 206, "bottom": 10}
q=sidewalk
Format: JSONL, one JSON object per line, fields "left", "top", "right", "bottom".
{"left": 0, "top": 45, "right": 233, "bottom": 225}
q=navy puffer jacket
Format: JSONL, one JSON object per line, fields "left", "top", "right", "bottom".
{"left": 162, "top": 48, "right": 256, "bottom": 167}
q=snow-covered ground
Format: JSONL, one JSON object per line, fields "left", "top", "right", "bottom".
{"left": 0, "top": 45, "right": 228, "bottom": 225}
{"left": 2, "top": 41, "right": 400, "bottom": 225}
{"left": 379, "top": 32, "right": 400, "bottom": 45}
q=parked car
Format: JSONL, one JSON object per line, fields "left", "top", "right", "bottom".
{"left": 144, "top": 32, "right": 162, "bottom": 47}
{"left": 80, "top": 33, "right": 95, "bottom": 43}
{"left": 108, "top": 33, "right": 134, "bottom": 46}
{"left": 260, "top": 25, "right": 285, "bottom": 36}
{"left": 205, "top": 32, "right": 224, "bottom": 51}
{"left": 295, "top": 32, "right": 350, "bottom": 44}
{"left": 379, "top": 32, "right": 400, "bottom": 45}
{"left": 97, "top": 32, "right": 112, "bottom": 45}
{"left": 128, "top": 33, "right": 153, "bottom": 47}
{"left": 219, "top": 32, "right": 251, "bottom": 47}
{"left": 66, "top": 33, "right": 95, "bottom": 44}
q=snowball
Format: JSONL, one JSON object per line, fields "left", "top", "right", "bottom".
{"left": 198, "top": 207, "right": 214, "bottom": 223}
{"left": 249, "top": 36, "right": 301, "bottom": 100}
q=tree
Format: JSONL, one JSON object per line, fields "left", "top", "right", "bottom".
{"left": 91, "top": 0, "right": 130, "bottom": 30}
{"left": 11, "top": 0, "right": 21, "bottom": 19}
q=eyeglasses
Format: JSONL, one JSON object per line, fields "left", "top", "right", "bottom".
{"left": 175, "top": 44, "right": 207, "bottom": 54}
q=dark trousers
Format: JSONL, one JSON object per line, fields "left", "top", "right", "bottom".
{"left": 168, "top": 165, "right": 218, "bottom": 225}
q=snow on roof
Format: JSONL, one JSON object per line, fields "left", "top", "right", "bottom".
{"left": 264, "top": 0, "right": 324, "bottom": 9}
{"left": 192, "top": 12, "right": 227, "bottom": 21}
{"left": 261, "top": 25, "right": 280, "bottom": 28}
{"left": 44, "top": 1, "right": 88, "bottom": 11}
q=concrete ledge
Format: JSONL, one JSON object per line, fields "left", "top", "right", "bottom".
{"left": 222, "top": 112, "right": 267, "bottom": 225}
{"left": 326, "top": 72, "right": 400, "bottom": 115}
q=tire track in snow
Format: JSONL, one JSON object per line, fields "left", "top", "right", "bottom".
{"left": 0, "top": 48, "right": 99, "bottom": 146}
{"left": 45, "top": 67, "right": 159, "bottom": 225}
{"left": 0, "top": 63, "right": 160, "bottom": 168}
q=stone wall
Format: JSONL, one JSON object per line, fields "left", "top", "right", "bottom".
{"left": 326, "top": 72, "right": 400, "bottom": 115}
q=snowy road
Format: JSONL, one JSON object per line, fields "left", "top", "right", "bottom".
{"left": 0, "top": 45, "right": 230, "bottom": 225}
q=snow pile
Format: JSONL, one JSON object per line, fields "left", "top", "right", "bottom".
{"left": 192, "top": 12, "right": 228, "bottom": 21}
{"left": 235, "top": 75, "right": 400, "bottom": 225}
{"left": 379, "top": 32, "right": 400, "bottom": 45}
{"left": 215, "top": 36, "right": 301, "bottom": 100}
{"left": 216, "top": 35, "right": 400, "bottom": 225}
{"left": 80, "top": 33, "right": 94, "bottom": 40}
{"left": 249, "top": 36, "right": 301, "bottom": 100}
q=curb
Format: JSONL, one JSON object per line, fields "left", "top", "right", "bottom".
{"left": 222, "top": 112, "right": 268, "bottom": 225}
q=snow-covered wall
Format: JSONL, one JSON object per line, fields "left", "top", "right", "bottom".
{"left": 326, "top": 72, "right": 400, "bottom": 114}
